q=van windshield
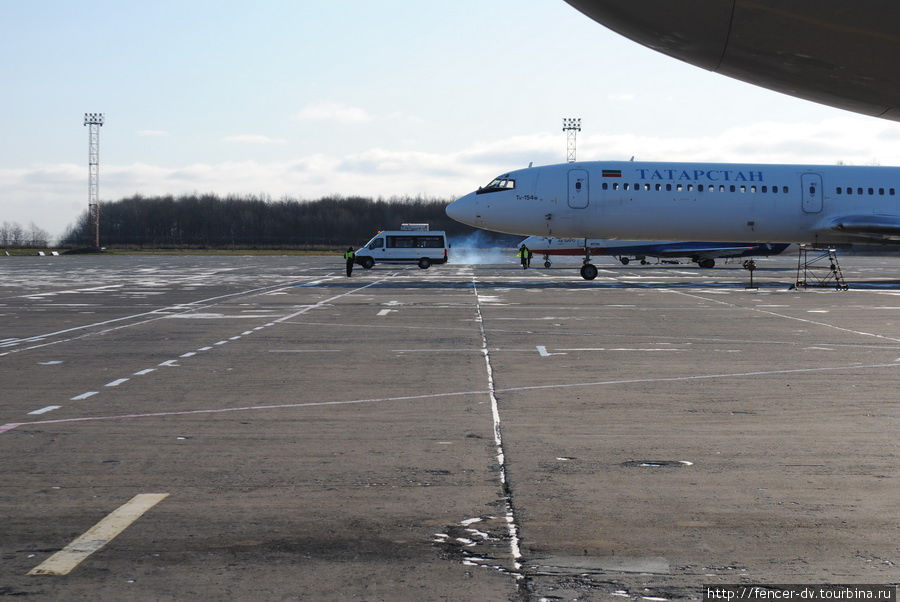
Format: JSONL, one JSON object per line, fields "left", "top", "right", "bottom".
{"left": 364, "top": 235, "right": 384, "bottom": 249}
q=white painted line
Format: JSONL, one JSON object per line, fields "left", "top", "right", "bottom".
{"left": 179, "top": 352, "right": 196, "bottom": 358}
{"left": 241, "top": 331, "right": 253, "bottom": 335}
{"left": 228, "top": 336, "right": 241, "bottom": 341}
{"left": 376, "top": 309, "right": 393, "bottom": 316}
{"left": 28, "top": 406, "right": 61, "bottom": 415}
{"left": 214, "top": 340, "right": 228, "bottom": 346}
{"left": 197, "top": 346, "right": 213, "bottom": 351}
{"left": 70, "top": 392, "right": 97, "bottom": 401}
{"left": 158, "top": 360, "right": 179, "bottom": 367}
{"left": 28, "top": 493, "right": 169, "bottom": 576}
{"left": 133, "top": 368, "right": 155, "bottom": 376}
{"left": 536, "top": 345, "right": 550, "bottom": 357}
{"left": 105, "top": 378, "right": 129, "bottom": 387}
{"left": 472, "top": 279, "right": 523, "bottom": 575}
{"left": 38, "top": 361, "right": 63, "bottom": 365}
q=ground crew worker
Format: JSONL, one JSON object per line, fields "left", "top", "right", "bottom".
{"left": 518, "top": 245, "right": 532, "bottom": 269}
{"left": 344, "top": 247, "right": 355, "bottom": 277}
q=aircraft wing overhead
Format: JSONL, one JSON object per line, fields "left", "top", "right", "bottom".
{"left": 823, "top": 215, "right": 900, "bottom": 241}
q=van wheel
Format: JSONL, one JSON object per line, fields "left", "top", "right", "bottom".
{"left": 418, "top": 258, "right": 431, "bottom": 269}
{"left": 361, "top": 257, "right": 374, "bottom": 269}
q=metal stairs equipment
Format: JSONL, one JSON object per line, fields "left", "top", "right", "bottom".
{"left": 793, "top": 246, "right": 849, "bottom": 290}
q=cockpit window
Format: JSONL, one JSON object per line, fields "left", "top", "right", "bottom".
{"left": 477, "top": 176, "right": 516, "bottom": 194}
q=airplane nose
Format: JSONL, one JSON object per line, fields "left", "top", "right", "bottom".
{"left": 446, "top": 192, "right": 480, "bottom": 227}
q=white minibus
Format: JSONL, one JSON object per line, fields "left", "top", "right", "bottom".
{"left": 355, "top": 230, "right": 449, "bottom": 269}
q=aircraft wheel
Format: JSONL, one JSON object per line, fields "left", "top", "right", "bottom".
{"left": 544, "top": 260, "right": 552, "bottom": 268}
{"left": 580, "top": 263, "right": 598, "bottom": 280}
{"left": 418, "top": 258, "right": 431, "bottom": 269}
{"left": 619, "top": 257, "right": 630, "bottom": 265}
{"left": 360, "top": 257, "right": 374, "bottom": 269}
{"left": 698, "top": 258, "right": 715, "bottom": 268}
{"left": 640, "top": 259, "right": 648, "bottom": 265}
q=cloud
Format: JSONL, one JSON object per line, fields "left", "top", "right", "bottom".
{"left": 137, "top": 129, "right": 169, "bottom": 137}
{"left": 293, "top": 102, "right": 371, "bottom": 124}
{"left": 222, "top": 134, "right": 287, "bottom": 145}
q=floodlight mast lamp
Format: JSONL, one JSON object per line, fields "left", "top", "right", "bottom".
{"left": 562, "top": 117, "right": 581, "bottom": 163}
{"left": 84, "top": 113, "right": 104, "bottom": 249}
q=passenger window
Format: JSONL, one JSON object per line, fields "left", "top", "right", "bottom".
{"left": 740, "top": 185, "right": 746, "bottom": 193}
{"left": 730, "top": 185, "right": 736, "bottom": 192}
{"left": 784, "top": 186, "right": 789, "bottom": 193}
{"left": 602, "top": 182, "right": 608, "bottom": 190}
{"left": 858, "top": 188, "right": 863, "bottom": 195}
{"left": 697, "top": 184, "right": 704, "bottom": 192}
{"left": 687, "top": 184, "right": 693, "bottom": 192}
{"left": 655, "top": 183, "right": 661, "bottom": 191}
{"left": 751, "top": 186, "right": 757, "bottom": 193}
{"left": 868, "top": 187, "right": 874, "bottom": 195}
{"left": 762, "top": 186, "right": 768, "bottom": 193}
{"left": 892, "top": 188, "right": 896, "bottom": 195}
{"left": 836, "top": 187, "right": 842, "bottom": 194}
{"left": 719, "top": 185, "right": 725, "bottom": 192}
{"left": 624, "top": 183, "right": 630, "bottom": 190}
{"left": 676, "top": 184, "right": 683, "bottom": 191}
{"left": 613, "top": 183, "right": 619, "bottom": 190}
{"left": 772, "top": 186, "right": 778, "bottom": 193}
{"left": 634, "top": 183, "right": 639, "bottom": 190}
{"left": 666, "top": 184, "right": 672, "bottom": 191}
{"left": 644, "top": 184, "right": 650, "bottom": 191}
{"left": 880, "top": 188, "right": 885, "bottom": 195}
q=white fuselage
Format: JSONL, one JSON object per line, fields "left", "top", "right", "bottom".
{"left": 446, "top": 160, "right": 900, "bottom": 246}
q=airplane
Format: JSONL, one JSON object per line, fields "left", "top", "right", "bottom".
{"left": 563, "top": 0, "right": 900, "bottom": 121}
{"left": 518, "top": 236, "right": 789, "bottom": 269}
{"left": 445, "top": 159, "right": 900, "bottom": 280}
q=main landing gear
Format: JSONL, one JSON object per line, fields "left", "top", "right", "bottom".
{"left": 580, "top": 239, "right": 598, "bottom": 280}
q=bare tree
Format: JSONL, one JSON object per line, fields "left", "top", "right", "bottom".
{"left": 9, "top": 223, "right": 24, "bottom": 246}
{"left": 28, "top": 222, "right": 49, "bottom": 246}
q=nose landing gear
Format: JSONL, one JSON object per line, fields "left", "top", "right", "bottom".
{"left": 580, "top": 238, "right": 598, "bottom": 280}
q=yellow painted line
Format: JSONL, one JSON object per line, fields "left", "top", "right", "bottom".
{"left": 28, "top": 493, "right": 169, "bottom": 576}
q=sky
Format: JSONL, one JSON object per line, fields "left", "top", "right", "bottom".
{"left": 4, "top": 0, "right": 900, "bottom": 240}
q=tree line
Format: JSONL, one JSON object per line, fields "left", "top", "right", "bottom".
{"left": 1, "top": 221, "right": 50, "bottom": 247}
{"left": 60, "top": 193, "right": 519, "bottom": 249}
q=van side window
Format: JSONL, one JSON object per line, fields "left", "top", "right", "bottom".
{"left": 368, "top": 238, "right": 384, "bottom": 250}
{"left": 416, "top": 236, "right": 444, "bottom": 248}
{"left": 387, "top": 236, "right": 415, "bottom": 248}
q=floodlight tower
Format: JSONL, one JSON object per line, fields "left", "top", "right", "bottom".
{"left": 562, "top": 117, "right": 581, "bottom": 163}
{"left": 84, "top": 112, "right": 105, "bottom": 249}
